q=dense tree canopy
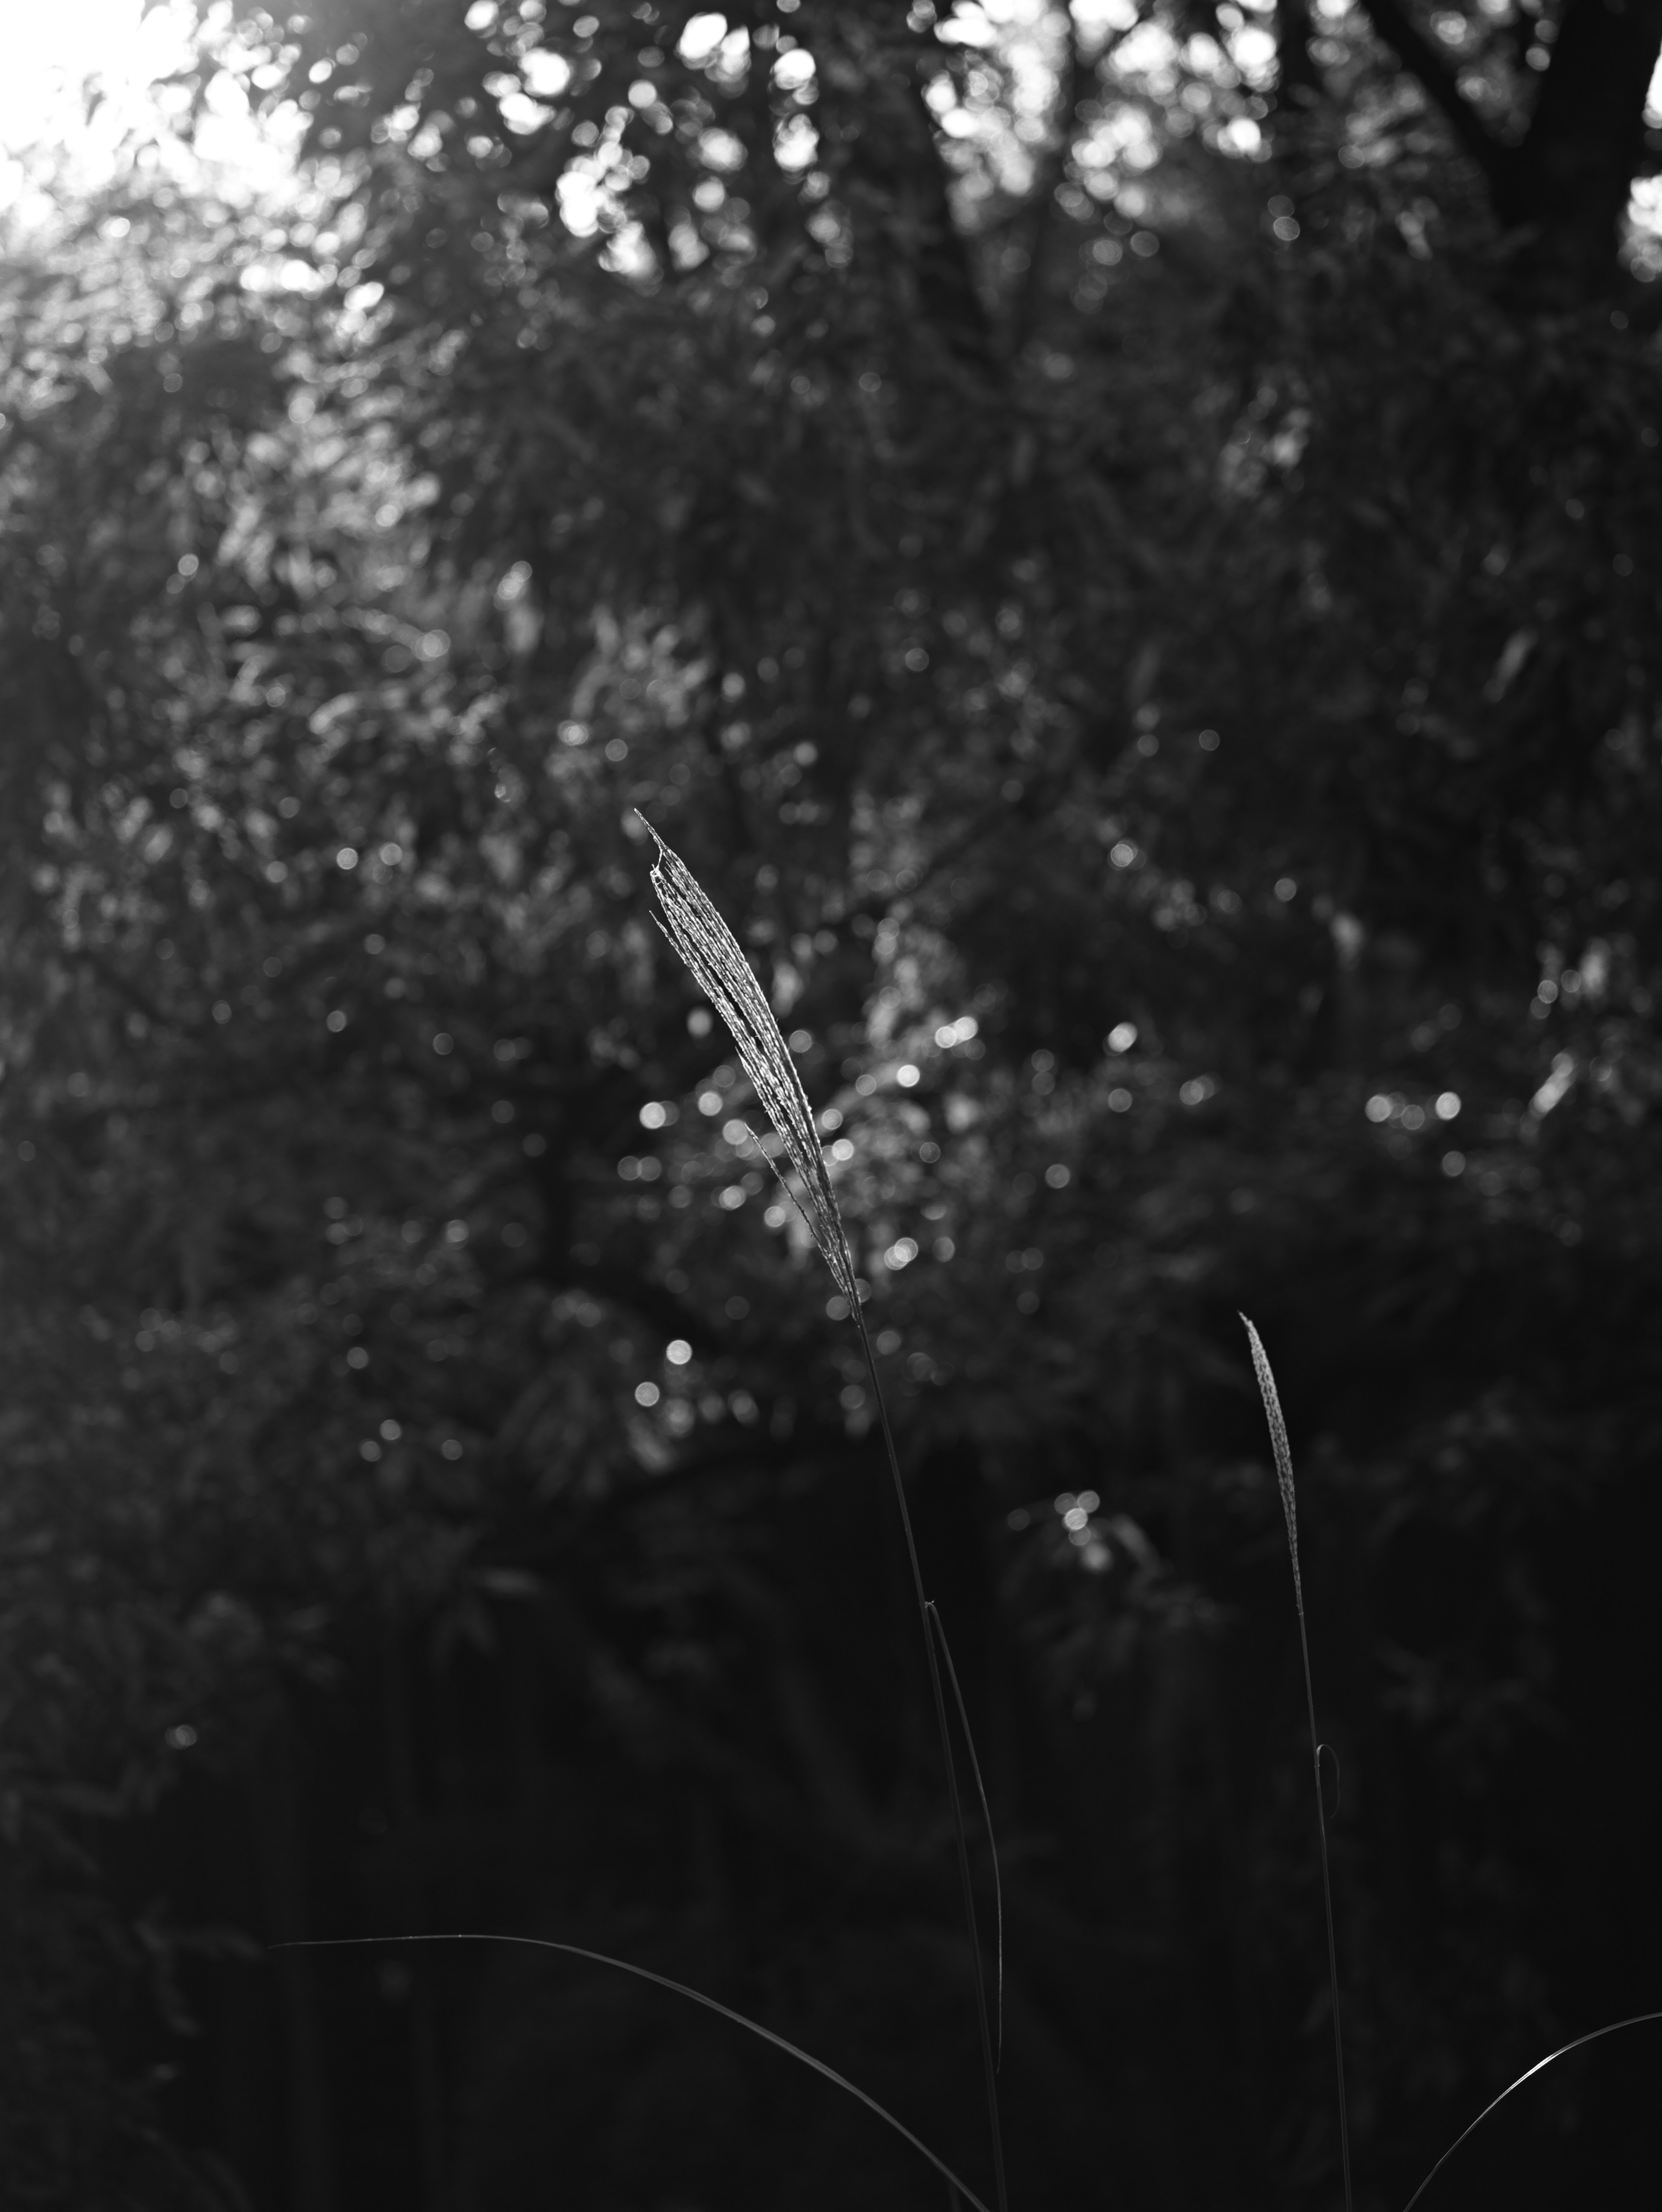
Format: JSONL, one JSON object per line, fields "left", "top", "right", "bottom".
{"left": 0, "top": 0, "right": 1659, "bottom": 2206}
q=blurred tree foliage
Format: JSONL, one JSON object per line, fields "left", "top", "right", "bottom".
{"left": 1, "top": 0, "right": 1659, "bottom": 2205}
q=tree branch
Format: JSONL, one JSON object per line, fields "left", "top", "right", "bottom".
{"left": 1351, "top": 0, "right": 1512, "bottom": 187}
{"left": 1011, "top": 4, "right": 1094, "bottom": 349}
{"left": 1273, "top": 0, "right": 1325, "bottom": 114}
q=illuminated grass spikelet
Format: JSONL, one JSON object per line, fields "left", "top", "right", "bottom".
{"left": 642, "top": 819, "right": 857, "bottom": 1305}
{"left": 1243, "top": 1312, "right": 1303, "bottom": 1614}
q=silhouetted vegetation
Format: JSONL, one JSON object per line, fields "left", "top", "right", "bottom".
{"left": 1, "top": 1, "right": 1659, "bottom": 2205}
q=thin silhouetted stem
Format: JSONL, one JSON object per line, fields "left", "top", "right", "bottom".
{"left": 928, "top": 1598, "right": 1005, "bottom": 2069}
{"left": 861, "top": 1315, "right": 1009, "bottom": 2212}
{"left": 1300, "top": 1602, "right": 1352, "bottom": 2212}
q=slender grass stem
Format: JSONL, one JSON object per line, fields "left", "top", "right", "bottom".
{"left": 860, "top": 1314, "right": 1010, "bottom": 2212}
{"left": 644, "top": 821, "right": 1009, "bottom": 2212}
{"left": 1242, "top": 1315, "right": 1354, "bottom": 2212}
{"left": 927, "top": 1599, "right": 1005, "bottom": 2071}
{"left": 1302, "top": 1621, "right": 1351, "bottom": 2212}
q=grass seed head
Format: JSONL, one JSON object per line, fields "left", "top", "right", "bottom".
{"left": 1242, "top": 1314, "right": 1303, "bottom": 1613}
{"left": 643, "top": 819, "right": 857, "bottom": 1306}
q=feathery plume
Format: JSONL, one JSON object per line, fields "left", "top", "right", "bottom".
{"left": 1242, "top": 1312, "right": 1302, "bottom": 1615}
{"left": 642, "top": 819, "right": 857, "bottom": 1305}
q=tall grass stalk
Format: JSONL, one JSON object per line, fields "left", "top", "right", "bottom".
{"left": 646, "top": 821, "right": 1010, "bottom": 2212}
{"left": 283, "top": 1030, "right": 1651, "bottom": 2204}
{"left": 930, "top": 1599, "right": 1005, "bottom": 2067}
{"left": 1242, "top": 1315, "right": 1354, "bottom": 2212}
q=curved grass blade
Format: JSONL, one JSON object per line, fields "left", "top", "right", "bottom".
{"left": 277, "top": 1932, "right": 995, "bottom": 2212}
{"left": 1242, "top": 1314, "right": 1354, "bottom": 2212}
{"left": 1400, "top": 2010, "right": 1662, "bottom": 2212}
{"left": 928, "top": 1599, "right": 1005, "bottom": 2070}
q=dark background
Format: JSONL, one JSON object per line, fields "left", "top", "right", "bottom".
{"left": 1, "top": 0, "right": 1659, "bottom": 2206}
